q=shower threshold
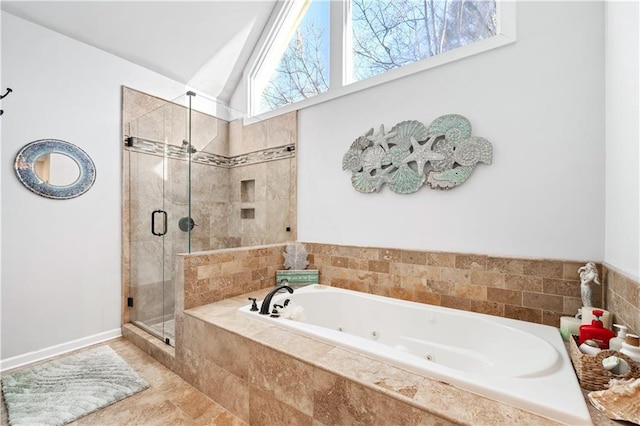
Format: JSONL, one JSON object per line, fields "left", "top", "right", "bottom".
{"left": 132, "top": 318, "right": 175, "bottom": 347}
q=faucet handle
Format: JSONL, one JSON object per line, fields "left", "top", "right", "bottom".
{"left": 270, "top": 304, "right": 284, "bottom": 318}
{"left": 248, "top": 297, "right": 258, "bottom": 312}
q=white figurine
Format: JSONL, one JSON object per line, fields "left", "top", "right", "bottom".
{"left": 578, "top": 262, "right": 601, "bottom": 307}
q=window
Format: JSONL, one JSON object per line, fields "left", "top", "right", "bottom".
{"left": 350, "top": 0, "right": 497, "bottom": 82}
{"left": 248, "top": 0, "right": 514, "bottom": 117}
{"left": 252, "top": 0, "right": 330, "bottom": 115}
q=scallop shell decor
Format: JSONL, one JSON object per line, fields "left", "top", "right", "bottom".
{"left": 388, "top": 164, "right": 425, "bottom": 194}
{"left": 343, "top": 114, "right": 492, "bottom": 193}
{"left": 588, "top": 378, "right": 640, "bottom": 424}
{"left": 342, "top": 148, "right": 363, "bottom": 173}
{"left": 388, "top": 120, "right": 429, "bottom": 151}
{"left": 352, "top": 171, "right": 386, "bottom": 193}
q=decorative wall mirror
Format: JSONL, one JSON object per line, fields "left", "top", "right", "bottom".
{"left": 14, "top": 139, "right": 96, "bottom": 199}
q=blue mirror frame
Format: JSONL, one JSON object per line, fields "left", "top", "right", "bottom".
{"left": 14, "top": 139, "right": 96, "bottom": 199}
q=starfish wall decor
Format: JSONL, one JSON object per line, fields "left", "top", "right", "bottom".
{"left": 342, "top": 114, "right": 493, "bottom": 193}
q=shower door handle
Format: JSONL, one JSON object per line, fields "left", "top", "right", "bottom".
{"left": 151, "top": 209, "right": 168, "bottom": 236}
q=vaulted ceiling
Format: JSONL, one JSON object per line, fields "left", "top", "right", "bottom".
{"left": 1, "top": 1, "right": 279, "bottom": 103}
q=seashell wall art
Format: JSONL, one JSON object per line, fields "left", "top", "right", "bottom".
{"left": 342, "top": 114, "right": 492, "bottom": 193}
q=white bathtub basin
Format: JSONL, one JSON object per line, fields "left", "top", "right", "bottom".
{"left": 239, "top": 284, "right": 592, "bottom": 425}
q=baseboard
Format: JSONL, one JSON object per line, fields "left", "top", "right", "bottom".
{"left": 0, "top": 328, "right": 122, "bottom": 372}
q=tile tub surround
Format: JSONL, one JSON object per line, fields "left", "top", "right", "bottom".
{"left": 180, "top": 244, "right": 288, "bottom": 310}
{"left": 143, "top": 246, "right": 571, "bottom": 424}
{"left": 121, "top": 242, "right": 623, "bottom": 425}
{"left": 604, "top": 264, "right": 640, "bottom": 334}
{"left": 178, "top": 289, "right": 563, "bottom": 426}
{"left": 302, "top": 243, "right": 631, "bottom": 331}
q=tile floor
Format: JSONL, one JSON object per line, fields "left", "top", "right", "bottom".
{"left": 0, "top": 336, "right": 618, "bottom": 425}
{"left": 1, "top": 338, "right": 245, "bottom": 425}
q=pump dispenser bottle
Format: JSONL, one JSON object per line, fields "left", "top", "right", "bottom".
{"left": 578, "top": 309, "right": 616, "bottom": 349}
{"left": 620, "top": 334, "right": 640, "bottom": 363}
{"left": 609, "top": 324, "right": 627, "bottom": 351}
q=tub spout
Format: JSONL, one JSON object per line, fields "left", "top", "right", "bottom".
{"left": 259, "top": 285, "right": 294, "bottom": 315}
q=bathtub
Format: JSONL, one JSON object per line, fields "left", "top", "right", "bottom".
{"left": 239, "top": 284, "right": 591, "bottom": 425}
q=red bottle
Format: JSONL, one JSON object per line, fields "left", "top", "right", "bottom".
{"left": 579, "top": 309, "right": 616, "bottom": 349}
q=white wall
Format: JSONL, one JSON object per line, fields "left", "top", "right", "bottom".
{"left": 297, "top": 2, "right": 606, "bottom": 261}
{"left": 0, "top": 13, "right": 186, "bottom": 365}
{"left": 604, "top": 2, "right": 640, "bottom": 280}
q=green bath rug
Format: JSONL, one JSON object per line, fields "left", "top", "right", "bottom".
{"left": 1, "top": 345, "right": 149, "bottom": 426}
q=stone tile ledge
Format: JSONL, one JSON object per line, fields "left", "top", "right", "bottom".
{"left": 181, "top": 243, "right": 287, "bottom": 258}
{"left": 185, "top": 288, "right": 566, "bottom": 425}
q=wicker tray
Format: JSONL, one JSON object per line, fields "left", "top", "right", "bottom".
{"left": 568, "top": 334, "right": 640, "bottom": 391}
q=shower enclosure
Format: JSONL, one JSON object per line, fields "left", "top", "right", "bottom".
{"left": 122, "top": 87, "right": 296, "bottom": 346}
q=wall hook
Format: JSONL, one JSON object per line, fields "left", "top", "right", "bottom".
{"left": 0, "top": 88, "right": 12, "bottom": 99}
{"left": 1, "top": 87, "right": 12, "bottom": 115}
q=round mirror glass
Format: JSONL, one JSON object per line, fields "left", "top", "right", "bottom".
{"left": 34, "top": 153, "right": 81, "bottom": 186}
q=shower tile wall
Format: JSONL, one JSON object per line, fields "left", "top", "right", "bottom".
{"left": 229, "top": 159, "right": 295, "bottom": 247}
{"left": 228, "top": 111, "right": 297, "bottom": 156}
{"left": 228, "top": 113, "right": 297, "bottom": 247}
{"left": 190, "top": 160, "right": 234, "bottom": 251}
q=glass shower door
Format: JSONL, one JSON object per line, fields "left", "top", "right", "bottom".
{"left": 127, "top": 100, "right": 190, "bottom": 347}
{"left": 128, "top": 150, "right": 180, "bottom": 345}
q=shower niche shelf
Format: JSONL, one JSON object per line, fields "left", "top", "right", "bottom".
{"left": 241, "top": 208, "right": 255, "bottom": 219}
{"left": 241, "top": 179, "right": 255, "bottom": 202}
{"left": 241, "top": 179, "right": 255, "bottom": 219}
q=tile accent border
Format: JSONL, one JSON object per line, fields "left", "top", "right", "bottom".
{"left": 126, "top": 136, "right": 295, "bottom": 168}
